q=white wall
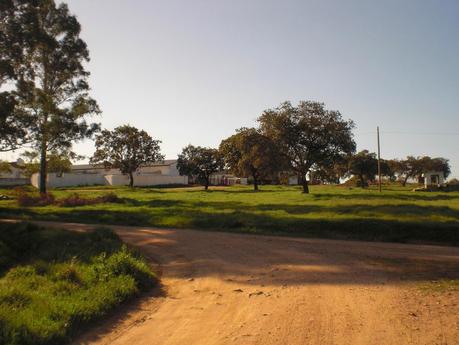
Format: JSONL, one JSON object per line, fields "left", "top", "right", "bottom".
{"left": 0, "top": 178, "right": 29, "bottom": 186}
{"left": 105, "top": 174, "right": 188, "bottom": 186}
{"left": 31, "top": 173, "right": 106, "bottom": 189}
{"left": 31, "top": 172, "right": 188, "bottom": 188}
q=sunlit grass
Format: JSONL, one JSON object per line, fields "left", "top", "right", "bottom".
{"left": 0, "top": 222, "right": 157, "bottom": 345}
{"left": 0, "top": 184, "right": 458, "bottom": 244}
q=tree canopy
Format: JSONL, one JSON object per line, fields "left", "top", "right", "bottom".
{"left": 258, "top": 101, "right": 355, "bottom": 193}
{"left": 219, "top": 128, "right": 284, "bottom": 190}
{"left": 347, "top": 150, "right": 378, "bottom": 188}
{"left": 0, "top": 0, "right": 100, "bottom": 192}
{"left": 177, "top": 145, "right": 223, "bottom": 190}
{"left": 90, "top": 125, "right": 164, "bottom": 187}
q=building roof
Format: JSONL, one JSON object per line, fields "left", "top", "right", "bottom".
{"left": 72, "top": 159, "right": 177, "bottom": 170}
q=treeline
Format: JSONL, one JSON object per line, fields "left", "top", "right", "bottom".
{"left": 177, "top": 102, "right": 451, "bottom": 193}
{"left": 0, "top": 1, "right": 451, "bottom": 193}
{"left": 315, "top": 151, "right": 451, "bottom": 187}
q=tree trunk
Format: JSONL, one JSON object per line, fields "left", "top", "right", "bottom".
{"left": 359, "top": 174, "right": 366, "bottom": 188}
{"left": 128, "top": 172, "right": 134, "bottom": 188}
{"left": 253, "top": 174, "right": 259, "bottom": 191}
{"left": 402, "top": 175, "right": 409, "bottom": 187}
{"left": 301, "top": 177, "right": 309, "bottom": 193}
{"left": 39, "top": 142, "right": 47, "bottom": 194}
{"left": 204, "top": 177, "right": 209, "bottom": 190}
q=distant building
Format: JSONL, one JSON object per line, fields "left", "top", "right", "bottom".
{"left": 422, "top": 171, "right": 445, "bottom": 188}
{"left": 0, "top": 159, "right": 29, "bottom": 186}
{"left": 31, "top": 159, "right": 188, "bottom": 189}
{"left": 208, "top": 173, "right": 248, "bottom": 186}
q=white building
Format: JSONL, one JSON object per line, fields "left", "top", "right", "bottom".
{"left": 423, "top": 171, "right": 445, "bottom": 188}
{"left": 31, "top": 159, "right": 188, "bottom": 189}
{"left": 0, "top": 159, "right": 29, "bottom": 186}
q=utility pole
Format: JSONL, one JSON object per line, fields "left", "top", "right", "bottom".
{"left": 377, "top": 126, "right": 382, "bottom": 192}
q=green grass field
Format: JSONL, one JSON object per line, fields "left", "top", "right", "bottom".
{"left": 0, "top": 222, "right": 157, "bottom": 345}
{"left": 0, "top": 184, "right": 458, "bottom": 245}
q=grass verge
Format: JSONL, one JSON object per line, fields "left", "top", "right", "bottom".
{"left": 0, "top": 184, "right": 458, "bottom": 245}
{"left": 0, "top": 222, "right": 157, "bottom": 345}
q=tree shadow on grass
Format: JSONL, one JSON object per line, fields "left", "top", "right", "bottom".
{"left": 120, "top": 198, "right": 459, "bottom": 221}
{"left": 313, "top": 192, "right": 459, "bottom": 202}
{"left": 2, "top": 203, "right": 458, "bottom": 246}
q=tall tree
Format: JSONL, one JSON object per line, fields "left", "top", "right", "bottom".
{"left": 1, "top": 0, "right": 100, "bottom": 193}
{"left": 219, "top": 128, "right": 284, "bottom": 191}
{"left": 90, "top": 125, "right": 164, "bottom": 187}
{"left": 347, "top": 150, "right": 378, "bottom": 188}
{"left": 0, "top": 0, "right": 32, "bottom": 151}
{"left": 258, "top": 101, "right": 355, "bottom": 193}
{"left": 177, "top": 145, "right": 223, "bottom": 190}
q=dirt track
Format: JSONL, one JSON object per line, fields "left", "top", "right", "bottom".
{"left": 28, "top": 221, "right": 459, "bottom": 345}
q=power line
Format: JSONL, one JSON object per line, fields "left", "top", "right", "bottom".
{"left": 356, "top": 131, "right": 459, "bottom": 136}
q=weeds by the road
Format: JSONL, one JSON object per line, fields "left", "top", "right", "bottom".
{"left": 0, "top": 222, "right": 157, "bottom": 345}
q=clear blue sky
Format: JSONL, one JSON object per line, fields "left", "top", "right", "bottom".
{"left": 3, "top": 0, "right": 459, "bottom": 177}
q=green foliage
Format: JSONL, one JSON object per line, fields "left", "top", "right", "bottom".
{"left": 0, "top": 222, "right": 157, "bottom": 345}
{"left": 347, "top": 150, "right": 378, "bottom": 187}
{"left": 258, "top": 101, "right": 356, "bottom": 193}
{"left": 1, "top": 185, "right": 458, "bottom": 245}
{"left": 19, "top": 150, "right": 78, "bottom": 178}
{"left": 0, "top": 0, "right": 100, "bottom": 192}
{"left": 0, "top": 1, "right": 31, "bottom": 152}
{"left": 392, "top": 156, "right": 451, "bottom": 186}
{"left": 90, "top": 125, "right": 164, "bottom": 187}
{"left": 0, "top": 161, "right": 11, "bottom": 174}
{"left": 177, "top": 145, "right": 224, "bottom": 190}
{"left": 219, "top": 128, "right": 284, "bottom": 190}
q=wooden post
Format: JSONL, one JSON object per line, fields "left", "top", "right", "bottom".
{"left": 377, "top": 126, "right": 382, "bottom": 192}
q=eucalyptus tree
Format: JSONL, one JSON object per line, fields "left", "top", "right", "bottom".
{"left": 0, "top": 0, "right": 32, "bottom": 151}
{"left": 258, "top": 101, "right": 355, "bottom": 193}
{"left": 0, "top": 0, "right": 100, "bottom": 192}
{"left": 90, "top": 125, "right": 164, "bottom": 188}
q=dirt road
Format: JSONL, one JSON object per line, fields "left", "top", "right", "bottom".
{"left": 28, "top": 221, "right": 459, "bottom": 345}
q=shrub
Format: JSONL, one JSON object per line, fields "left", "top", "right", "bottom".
{"left": 92, "top": 246, "right": 156, "bottom": 290}
{"left": 58, "top": 192, "right": 123, "bottom": 207}
{"left": 0, "top": 222, "right": 157, "bottom": 345}
{"left": 58, "top": 193, "right": 93, "bottom": 207}
{"left": 98, "top": 192, "right": 122, "bottom": 204}
{"left": 17, "top": 192, "right": 55, "bottom": 207}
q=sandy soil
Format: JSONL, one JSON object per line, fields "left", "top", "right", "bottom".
{"left": 21, "top": 221, "right": 459, "bottom": 345}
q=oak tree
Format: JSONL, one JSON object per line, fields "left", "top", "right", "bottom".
{"left": 347, "top": 150, "right": 378, "bottom": 187}
{"left": 177, "top": 145, "right": 223, "bottom": 190}
{"left": 258, "top": 101, "right": 355, "bottom": 193}
{"left": 90, "top": 125, "right": 164, "bottom": 187}
{"left": 219, "top": 128, "right": 283, "bottom": 191}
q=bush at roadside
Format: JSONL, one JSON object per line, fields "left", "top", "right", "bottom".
{"left": 0, "top": 222, "right": 157, "bottom": 345}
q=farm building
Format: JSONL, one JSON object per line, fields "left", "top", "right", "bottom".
{"left": 0, "top": 159, "right": 29, "bottom": 186}
{"left": 422, "top": 171, "right": 445, "bottom": 188}
{"left": 31, "top": 159, "right": 188, "bottom": 188}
